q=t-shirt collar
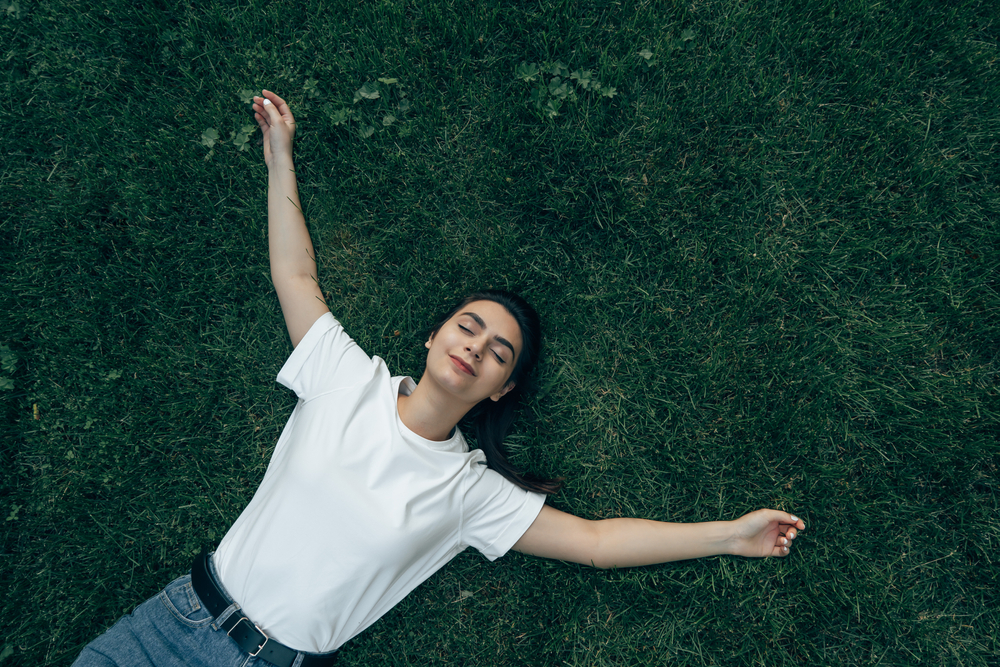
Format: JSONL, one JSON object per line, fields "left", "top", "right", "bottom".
{"left": 392, "top": 376, "right": 467, "bottom": 452}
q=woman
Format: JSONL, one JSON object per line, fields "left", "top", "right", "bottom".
{"left": 73, "top": 90, "right": 804, "bottom": 666}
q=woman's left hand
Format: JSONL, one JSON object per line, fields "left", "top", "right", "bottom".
{"left": 729, "top": 509, "right": 805, "bottom": 557}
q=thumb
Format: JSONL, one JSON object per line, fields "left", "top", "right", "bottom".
{"left": 777, "top": 511, "right": 804, "bottom": 530}
{"left": 261, "top": 98, "right": 281, "bottom": 121}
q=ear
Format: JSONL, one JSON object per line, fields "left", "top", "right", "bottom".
{"left": 490, "top": 382, "right": 515, "bottom": 402}
{"left": 425, "top": 332, "right": 434, "bottom": 349}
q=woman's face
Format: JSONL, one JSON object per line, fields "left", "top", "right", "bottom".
{"left": 425, "top": 300, "right": 523, "bottom": 405}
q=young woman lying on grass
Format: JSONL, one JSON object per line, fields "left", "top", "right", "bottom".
{"left": 73, "top": 89, "right": 805, "bottom": 666}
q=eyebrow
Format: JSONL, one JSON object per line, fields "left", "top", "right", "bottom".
{"left": 459, "top": 311, "right": 516, "bottom": 359}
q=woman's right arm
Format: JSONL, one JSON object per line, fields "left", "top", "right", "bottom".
{"left": 252, "top": 90, "right": 330, "bottom": 347}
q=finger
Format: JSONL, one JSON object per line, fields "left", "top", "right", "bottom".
{"left": 778, "top": 512, "right": 805, "bottom": 531}
{"left": 262, "top": 89, "right": 286, "bottom": 105}
{"left": 262, "top": 89, "right": 290, "bottom": 110}
{"left": 250, "top": 98, "right": 272, "bottom": 161}
{"left": 251, "top": 98, "right": 270, "bottom": 131}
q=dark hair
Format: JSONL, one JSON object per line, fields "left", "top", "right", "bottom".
{"left": 430, "top": 290, "right": 562, "bottom": 495}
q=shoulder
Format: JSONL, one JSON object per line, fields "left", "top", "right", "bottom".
{"left": 277, "top": 313, "right": 380, "bottom": 397}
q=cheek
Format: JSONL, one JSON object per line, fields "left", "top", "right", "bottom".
{"left": 496, "top": 364, "right": 516, "bottom": 387}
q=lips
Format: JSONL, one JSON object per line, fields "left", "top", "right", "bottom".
{"left": 450, "top": 355, "right": 476, "bottom": 376}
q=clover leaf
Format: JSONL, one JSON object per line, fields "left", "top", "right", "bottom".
{"left": 515, "top": 62, "right": 540, "bottom": 82}
{"left": 201, "top": 128, "right": 220, "bottom": 148}
{"left": 0, "top": 345, "right": 15, "bottom": 374}
{"left": 231, "top": 124, "right": 256, "bottom": 151}
{"left": 548, "top": 77, "right": 570, "bottom": 99}
{"left": 353, "top": 82, "right": 381, "bottom": 103}
{"left": 329, "top": 108, "right": 352, "bottom": 126}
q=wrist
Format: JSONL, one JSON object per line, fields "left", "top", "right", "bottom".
{"left": 267, "top": 153, "right": 295, "bottom": 173}
{"left": 719, "top": 520, "right": 740, "bottom": 556}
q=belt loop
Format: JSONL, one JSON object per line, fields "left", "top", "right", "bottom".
{"left": 192, "top": 551, "right": 338, "bottom": 665}
{"left": 211, "top": 601, "right": 242, "bottom": 632}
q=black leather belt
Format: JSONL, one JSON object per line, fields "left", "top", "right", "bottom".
{"left": 191, "top": 550, "right": 338, "bottom": 667}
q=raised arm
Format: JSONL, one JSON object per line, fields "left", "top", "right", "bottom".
{"left": 512, "top": 505, "right": 804, "bottom": 568}
{"left": 252, "top": 90, "right": 330, "bottom": 347}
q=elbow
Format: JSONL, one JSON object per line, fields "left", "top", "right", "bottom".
{"left": 273, "top": 272, "right": 319, "bottom": 296}
{"left": 585, "top": 521, "right": 619, "bottom": 570}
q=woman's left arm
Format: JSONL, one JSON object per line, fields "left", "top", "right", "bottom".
{"left": 512, "top": 505, "right": 805, "bottom": 568}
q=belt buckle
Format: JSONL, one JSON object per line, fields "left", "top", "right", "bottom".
{"left": 228, "top": 616, "right": 270, "bottom": 657}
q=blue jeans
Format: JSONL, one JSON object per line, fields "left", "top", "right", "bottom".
{"left": 72, "top": 572, "right": 258, "bottom": 667}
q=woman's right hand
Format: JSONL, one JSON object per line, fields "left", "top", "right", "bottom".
{"left": 252, "top": 89, "right": 296, "bottom": 168}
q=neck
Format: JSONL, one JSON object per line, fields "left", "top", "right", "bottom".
{"left": 396, "top": 376, "right": 474, "bottom": 442}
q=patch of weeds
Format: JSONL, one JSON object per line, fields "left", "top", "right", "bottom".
{"left": 200, "top": 122, "right": 256, "bottom": 159}
{"left": 1, "top": 0, "right": 22, "bottom": 19}
{"left": 322, "top": 77, "right": 411, "bottom": 139}
{"left": 0, "top": 345, "right": 15, "bottom": 391}
{"left": 230, "top": 124, "right": 256, "bottom": 151}
{"left": 200, "top": 127, "right": 220, "bottom": 160}
{"left": 677, "top": 28, "right": 697, "bottom": 51}
{"left": 639, "top": 29, "right": 697, "bottom": 69}
{"left": 515, "top": 61, "right": 616, "bottom": 118}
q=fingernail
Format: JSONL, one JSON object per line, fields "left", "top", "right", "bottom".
{"left": 791, "top": 515, "right": 798, "bottom": 522}
{"left": 263, "top": 99, "right": 272, "bottom": 106}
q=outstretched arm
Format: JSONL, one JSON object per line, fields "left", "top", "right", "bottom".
{"left": 512, "top": 505, "right": 804, "bottom": 568}
{"left": 252, "top": 90, "right": 329, "bottom": 347}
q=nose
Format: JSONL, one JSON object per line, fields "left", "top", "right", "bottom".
{"left": 465, "top": 340, "right": 482, "bottom": 359}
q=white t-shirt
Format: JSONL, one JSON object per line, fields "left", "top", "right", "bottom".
{"left": 213, "top": 312, "right": 546, "bottom": 652}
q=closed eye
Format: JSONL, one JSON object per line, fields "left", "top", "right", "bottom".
{"left": 458, "top": 322, "right": 507, "bottom": 364}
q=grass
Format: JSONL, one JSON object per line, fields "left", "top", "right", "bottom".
{"left": 1, "top": 0, "right": 998, "bottom": 664}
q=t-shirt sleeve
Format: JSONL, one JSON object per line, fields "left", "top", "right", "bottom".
{"left": 462, "top": 467, "right": 546, "bottom": 561}
{"left": 276, "top": 312, "right": 375, "bottom": 399}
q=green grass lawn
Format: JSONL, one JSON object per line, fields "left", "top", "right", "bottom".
{"left": 2, "top": 0, "right": 997, "bottom": 664}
